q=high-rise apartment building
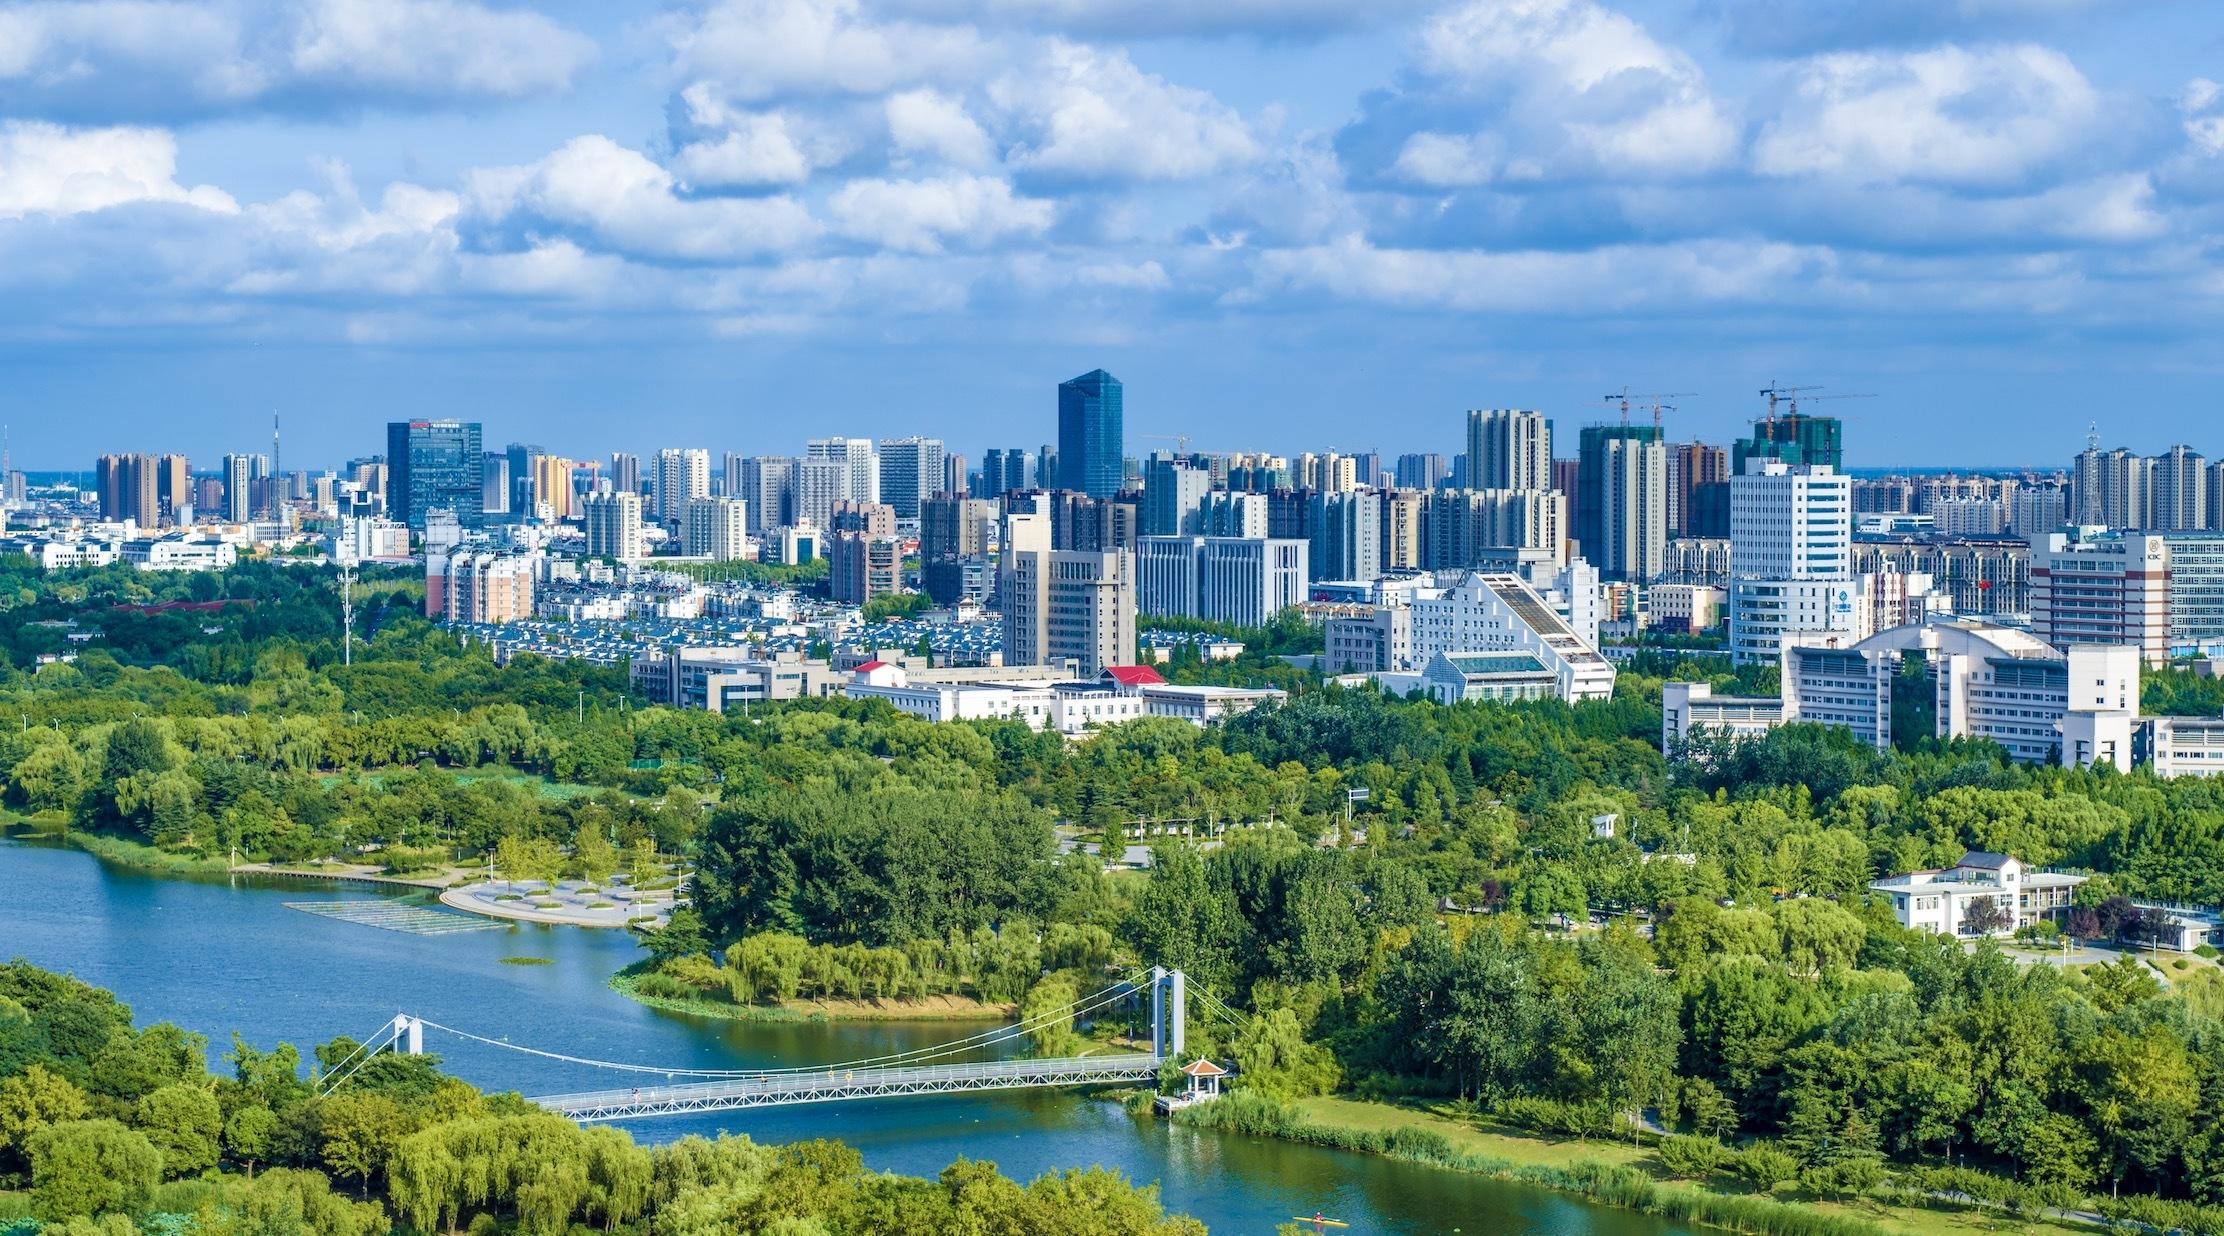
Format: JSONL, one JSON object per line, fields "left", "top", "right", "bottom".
{"left": 432, "top": 551, "right": 535, "bottom": 624}
{"left": 943, "top": 452, "right": 968, "bottom": 497}
{"left": 2150, "top": 445, "right": 2208, "bottom": 531}
{"left": 980, "top": 448, "right": 1031, "bottom": 499}
{"left": 791, "top": 460, "right": 846, "bottom": 530}
{"left": 582, "top": 492, "right": 645, "bottom": 562}
{"left": 738, "top": 457, "right": 794, "bottom": 533}
{"left": 875, "top": 436, "right": 943, "bottom": 520}
{"left": 388, "top": 420, "right": 485, "bottom": 530}
{"left": 2072, "top": 445, "right": 2150, "bottom": 529}
{"left": 1668, "top": 442, "right": 1729, "bottom": 538}
{"left": 504, "top": 443, "right": 541, "bottom": 515}
{"left": 1143, "top": 458, "right": 1211, "bottom": 537}
{"left": 96, "top": 453, "right": 160, "bottom": 527}
{"left": 1057, "top": 369, "right": 1124, "bottom": 498}
{"left": 1201, "top": 492, "right": 1270, "bottom": 539}
{"left": 154, "top": 454, "right": 190, "bottom": 522}
{"left": 222, "top": 454, "right": 255, "bottom": 523}
{"left": 829, "top": 530, "right": 902, "bottom": 604}
{"left": 1466, "top": 410, "right": 1552, "bottom": 491}
{"left": 2011, "top": 483, "right": 2070, "bottom": 535}
{"left": 611, "top": 452, "right": 642, "bottom": 497}
{"left": 684, "top": 496, "right": 751, "bottom": 561}
{"left": 533, "top": 455, "right": 575, "bottom": 520}
{"left": 1310, "top": 490, "right": 1382, "bottom": 582}
{"left": 1421, "top": 489, "right": 1566, "bottom": 570}
{"left": 654, "top": 448, "right": 711, "bottom": 525}
{"left": 1000, "top": 509, "right": 1135, "bottom": 675}
{"left": 1295, "top": 452, "right": 1359, "bottom": 494}
{"left": 921, "top": 494, "right": 997, "bottom": 561}
{"left": 1383, "top": 489, "right": 1425, "bottom": 570}
{"left": 1395, "top": 453, "right": 1449, "bottom": 490}
{"left": 805, "top": 437, "right": 879, "bottom": 507}
{"left": 1576, "top": 426, "right": 1665, "bottom": 582}
{"left": 482, "top": 454, "right": 511, "bottom": 517}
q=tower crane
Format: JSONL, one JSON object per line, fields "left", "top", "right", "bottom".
{"left": 1139, "top": 434, "right": 1191, "bottom": 456}
{"left": 1782, "top": 391, "right": 1874, "bottom": 434}
{"left": 1602, "top": 389, "right": 1696, "bottom": 431}
{"left": 1757, "top": 382, "right": 1824, "bottom": 433}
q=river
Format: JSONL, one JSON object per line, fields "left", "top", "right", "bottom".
{"left": 0, "top": 837, "right": 1691, "bottom": 1236}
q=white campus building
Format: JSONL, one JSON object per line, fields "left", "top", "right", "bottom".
{"left": 1663, "top": 618, "right": 2142, "bottom": 769}
{"left": 1408, "top": 571, "right": 1617, "bottom": 702}
{"left": 842, "top": 663, "right": 1283, "bottom": 734}
{"left": 1870, "top": 851, "right": 2086, "bottom": 937}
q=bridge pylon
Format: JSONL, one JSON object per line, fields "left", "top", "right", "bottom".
{"left": 389, "top": 1014, "right": 423, "bottom": 1056}
{"left": 1147, "top": 968, "right": 1186, "bottom": 1060}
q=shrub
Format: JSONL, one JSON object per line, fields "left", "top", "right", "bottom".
{"left": 1656, "top": 1134, "right": 1729, "bottom": 1179}
{"left": 1732, "top": 1144, "right": 1801, "bottom": 1190}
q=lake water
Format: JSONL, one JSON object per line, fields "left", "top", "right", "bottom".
{"left": 0, "top": 837, "right": 1690, "bottom": 1236}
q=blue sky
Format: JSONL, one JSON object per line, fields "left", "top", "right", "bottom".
{"left": 3, "top": 0, "right": 2222, "bottom": 469}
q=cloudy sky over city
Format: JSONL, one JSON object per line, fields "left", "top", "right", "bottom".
{"left": 3, "top": 0, "right": 2222, "bottom": 467}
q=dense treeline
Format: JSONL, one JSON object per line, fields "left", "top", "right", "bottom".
{"left": 0, "top": 961, "right": 1202, "bottom": 1235}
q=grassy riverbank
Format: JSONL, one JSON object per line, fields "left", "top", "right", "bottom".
{"left": 1175, "top": 1093, "right": 2097, "bottom": 1236}
{"left": 1, "top": 817, "right": 238, "bottom": 879}
{"left": 609, "top": 962, "right": 1016, "bottom": 1023}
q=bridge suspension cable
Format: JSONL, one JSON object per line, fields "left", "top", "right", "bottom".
{"left": 397, "top": 969, "right": 1155, "bottom": 1083}
{"left": 315, "top": 1015, "right": 416, "bottom": 1097}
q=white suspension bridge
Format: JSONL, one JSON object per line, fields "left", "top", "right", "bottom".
{"left": 318, "top": 967, "right": 1240, "bottom": 1123}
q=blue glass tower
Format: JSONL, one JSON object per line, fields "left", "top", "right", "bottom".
{"left": 386, "top": 419, "right": 485, "bottom": 529}
{"left": 1057, "top": 369, "right": 1124, "bottom": 498}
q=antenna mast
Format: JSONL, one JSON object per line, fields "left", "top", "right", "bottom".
{"left": 336, "top": 523, "right": 358, "bottom": 668}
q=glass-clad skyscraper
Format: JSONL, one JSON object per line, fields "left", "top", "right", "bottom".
{"left": 387, "top": 419, "right": 485, "bottom": 529}
{"left": 1057, "top": 369, "right": 1124, "bottom": 498}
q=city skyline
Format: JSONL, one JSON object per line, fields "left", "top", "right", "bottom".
{"left": 5, "top": 1, "right": 2224, "bottom": 464}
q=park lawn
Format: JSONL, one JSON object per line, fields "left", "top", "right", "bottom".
{"left": 1292, "top": 1097, "right": 2098, "bottom": 1236}
{"left": 314, "top": 768, "right": 610, "bottom": 800}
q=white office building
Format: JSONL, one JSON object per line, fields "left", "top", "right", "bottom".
{"left": 1728, "top": 461, "right": 1856, "bottom": 665}
{"left": 1136, "top": 536, "right": 1310, "bottom": 628}
{"left": 1000, "top": 510, "right": 1136, "bottom": 677}
{"left": 1408, "top": 571, "right": 1617, "bottom": 702}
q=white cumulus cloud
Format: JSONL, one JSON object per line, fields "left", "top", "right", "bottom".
{"left": 0, "top": 121, "right": 238, "bottom": 218}
{"left": 829, "top": 173, "right": 1052, "bottom": 252}
{"left": 663, "top": 0, "right": 990, "bottom": 100}
{"left": 887, "top": 89, "right": 998, "bottom": 168}
{"left": 0, "top": 0, "right": 593, "bottom": 114}
{"left": 1755, "top": 44, "right": 2102, "bottom": 186}
{"left": 470, "top": 135, "right": 820, "bottom": 261}
{"left": 992, "top": 41, "right": 1260, "bottom": 181}
{"left": 1412, "top": 0, "right": 1739, "bottom": 178}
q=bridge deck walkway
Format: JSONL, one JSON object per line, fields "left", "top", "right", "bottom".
{"left": 531, "top": 1053, "right": 1164, "bottom": 1122}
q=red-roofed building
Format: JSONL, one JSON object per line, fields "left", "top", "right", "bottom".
{"left": 850, "top": 661, "right": 905, "bottom": 688}
{"left": 1102, "top": 665, "right": 1165, "bottom": 688}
